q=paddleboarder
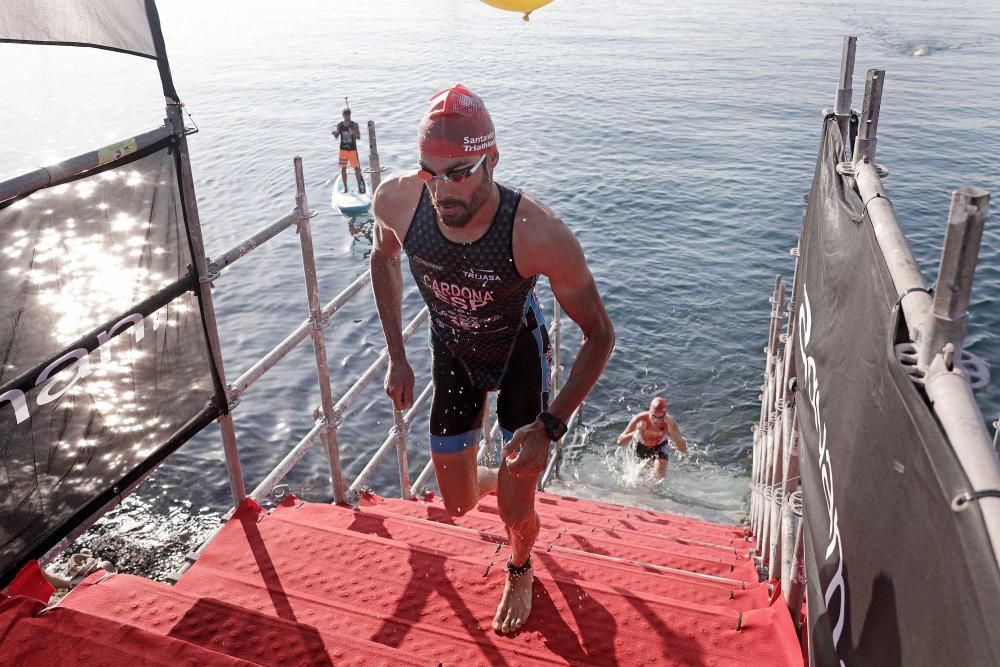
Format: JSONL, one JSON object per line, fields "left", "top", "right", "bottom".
{"left": 369, "top": 84, "right": 614, "bottom": 635}
{"left": 616, "top": 396, "right": 688, "bottom": 479}
{"left": 332, "top": 107, "right": 366, "bottom": 193}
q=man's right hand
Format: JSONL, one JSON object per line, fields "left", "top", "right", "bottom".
{"left": 385, "top": 358, "right": 415, "bottom": 410}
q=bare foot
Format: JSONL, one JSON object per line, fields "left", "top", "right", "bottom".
{"left": 492, "top": 558, "right": 533, "bottom": 634}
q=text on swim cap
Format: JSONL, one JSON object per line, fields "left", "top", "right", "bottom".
{"left": 463, "top": 132, "right": 496, "bottom": 152}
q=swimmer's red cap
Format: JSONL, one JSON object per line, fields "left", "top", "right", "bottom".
{"left": 650, "top": 397, "right": 667, "bottom": 415}
{"left": 418, "top": 84, "right": 497, "bottom": 159}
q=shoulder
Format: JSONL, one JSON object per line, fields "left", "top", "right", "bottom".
{"left": 513, "top": 191, "right": 564, "bottom": 242}
{"left": 373, "top": 171, "right": 424, "bottom": 235}
{"left": 511, "top": 191, "right": 583, "bottom": 277}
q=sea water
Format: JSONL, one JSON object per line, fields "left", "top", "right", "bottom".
{"left": 2, "top": 0, "right": 999, "bottom": 568}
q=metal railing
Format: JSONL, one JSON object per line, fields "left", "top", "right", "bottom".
{"left": 749, "top": 36, "right": 998, "bottom": 627}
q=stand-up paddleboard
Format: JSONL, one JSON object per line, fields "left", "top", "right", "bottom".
{"left": 331, "top": 174, "right": 371, "bottom": 216}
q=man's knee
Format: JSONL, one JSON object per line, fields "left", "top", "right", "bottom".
{"left": 441, "top": 488, "right": 477, "bottom": 518}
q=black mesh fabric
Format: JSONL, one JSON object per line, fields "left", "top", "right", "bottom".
{"left": 0, "top": 145, "right": 217, "bottom": 584}
{"left": 404, "top": 183, "right": 539, "bottom": 389}
{"left": 794, "top": 116, "right": 1000, "bottom": 665}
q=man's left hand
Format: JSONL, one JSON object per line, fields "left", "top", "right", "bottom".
{"left": 502, "top": 420, "right": 551, "bottom": 478}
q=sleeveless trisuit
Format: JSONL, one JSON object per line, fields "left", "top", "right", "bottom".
{"left": 403, "top": 183, "right": 551, "bottom": 454}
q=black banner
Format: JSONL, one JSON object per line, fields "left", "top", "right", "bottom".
{"left": 794, "top": 117, "right": 1000, "bottom": 665}
{"left": 0, "top": 145, "right": 218, "bottom": 586}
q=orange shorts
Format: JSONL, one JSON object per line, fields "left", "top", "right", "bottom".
{"left": 339, "top": 149, "right": 360, "bottom": 169}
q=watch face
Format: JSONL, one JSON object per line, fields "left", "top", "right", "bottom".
{"left": 540, "top": 412, "right": 566, "bottom": 440}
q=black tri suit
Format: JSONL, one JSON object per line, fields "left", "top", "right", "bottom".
{"left": 403, "top": 183, "right": 551, "bottom": 454}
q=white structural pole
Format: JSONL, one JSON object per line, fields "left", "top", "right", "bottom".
{"left": 293, "top": 157, "right": 348, "bottom": 505}
{"left": 757, "top": 278, "right": 784, "bottom": 552}
{"left": 367, "top": 121, "right": 383, "bottom": 192}
{"left": 779, "top": 420, "right": 801, "bottom": 589}
{"left": 852, "top": 68, "right": 883, "bottom": 167}
{"left": 394, "top": 408, "right": 412, "bottom": 498}
{"left": 786, "top": 512, "right": 806, "bottom": 627}
{"left": 919, "top": 188, "right": 989, "bottom": 367}
{"left": 834, "top": 36, "right": 857, "bottom": 159}
{"left": 854, "top": 163, "right": 934, "bottom": 344}
{"left": 551, "top": 299, "right": 562, "bottom": 394}
{"left": 752, "top": 276, "right": 783, "bottom": 542}
{"left": 349, "top": 384, "right": 433, "bottom": 496}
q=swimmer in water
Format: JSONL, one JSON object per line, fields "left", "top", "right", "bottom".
{"left": 370, "top": 85, "right": 614, "bottom": 634}
{"left": 617, "top": 396, "right": 688, "bottom": 479}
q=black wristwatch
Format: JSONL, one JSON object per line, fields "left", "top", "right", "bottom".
{"left": 537, "top": 411, "right": 568, "bottom": 441}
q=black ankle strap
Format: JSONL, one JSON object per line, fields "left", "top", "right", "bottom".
{"left": 506, "top": 556, "right": 532, "bottom": 577}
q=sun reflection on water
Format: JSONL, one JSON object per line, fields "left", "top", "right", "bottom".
{"left": 2, "top": 163, "right": 191, "bottom": 447}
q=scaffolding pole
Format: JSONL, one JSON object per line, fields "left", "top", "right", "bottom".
{"left": 293, "top": 157, "right": 347, "bottom": 505}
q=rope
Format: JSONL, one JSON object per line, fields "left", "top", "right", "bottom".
{"left": 858, "top": 192, "right": 892, "bottom": 225}
{"left": 953, "top": 489, "right": 1000, "bottom": 510}
{"left": 790, "top": 490, "right": 803, "bottom": 517}
{"left": 895, "top": 284, "right": 934, "bottom": 311}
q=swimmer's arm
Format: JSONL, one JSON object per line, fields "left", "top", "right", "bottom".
{"left": 352, "top": 122, "right": 362, "bottom": 139}
{"left": 504, "top": 203, "right": 613, "bottom": 477}
{"left": 332, "top": 123, "right": 341, "bottom": 137}
{"left": 667, "top": 416, "right": 688, "bottom": 453}
{"left": 616, "top": 415, "right": 643, "bottom": 446}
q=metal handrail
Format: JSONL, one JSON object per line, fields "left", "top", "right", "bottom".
{"left": 350, "top": 383, "right": 434, "bottom": 495}
{"left": 334, "top": 308, "right": 429, "bottom": 418}
{"left": 229, "top": 271, "right": 372, "bottom": 401}
{"left": 241, "top": 306, "right": 429, "bottom": 503}
{"left": 250, "top": 418, "right": 326, "bottom": 504}
{"left": 0, "top": 125, "right": 174, "bottom": 205}
{"left": 209, "top": 210, "right": 300, "bottom": 274}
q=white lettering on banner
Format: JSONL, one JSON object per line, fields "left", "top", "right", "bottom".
{"left": 0, "top": 389, "right": 29, "bottom": 424}
{"left": 0, "top": 311, "right": 152, "bottom": 426}
{"left": 423, "top": 275, "right": 495, "bottom": 311}
{"left": 36, "top": 349, "right": 91, "bottom": 406}
{"left": 96, "top": 313, "right": 145, "bottom": 363}
{"left": 798, "top": 287, "right": 847, "bottom": 663}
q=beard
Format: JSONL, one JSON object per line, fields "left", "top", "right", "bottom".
{"left": 431, "top": 173, "right": 494, "bottom": 228}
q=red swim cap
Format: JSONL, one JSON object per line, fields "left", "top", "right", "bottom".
{"left": 650, "top": 397, "right": 667, "bottom": 416}
{"left": 417, "top": 84, "right": 497, "bottom": 159}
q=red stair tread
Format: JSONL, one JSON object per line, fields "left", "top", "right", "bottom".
{"left": 535, "top": 492, "right": 746, "bottom": 532}
{"left": 382, "top": 495, "right": 743, "bottom": 558}
{"left": 375, "top": 498, "right": 757, "bottom": 581}
{"left": 271, "top": 500, "right": 767, "bottom": 611}
{"left": 481, "top": 493, "right": 747, "bottom": 545}
{"left": 0, "top": 595, "right": 258, "bottom": 667}
{"left": 60, "top": 572, "right": 430, "bottom": 667}
{"left": 177, "top": 499, "right": 800, "bottom": 666}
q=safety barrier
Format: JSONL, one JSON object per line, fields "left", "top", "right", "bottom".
{"left": 749, "top": 36, "right": 996, "bottom": 628}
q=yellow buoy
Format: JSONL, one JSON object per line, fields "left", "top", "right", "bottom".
{"left": 478, "top": 0, "right": 554, "bottom": 21}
